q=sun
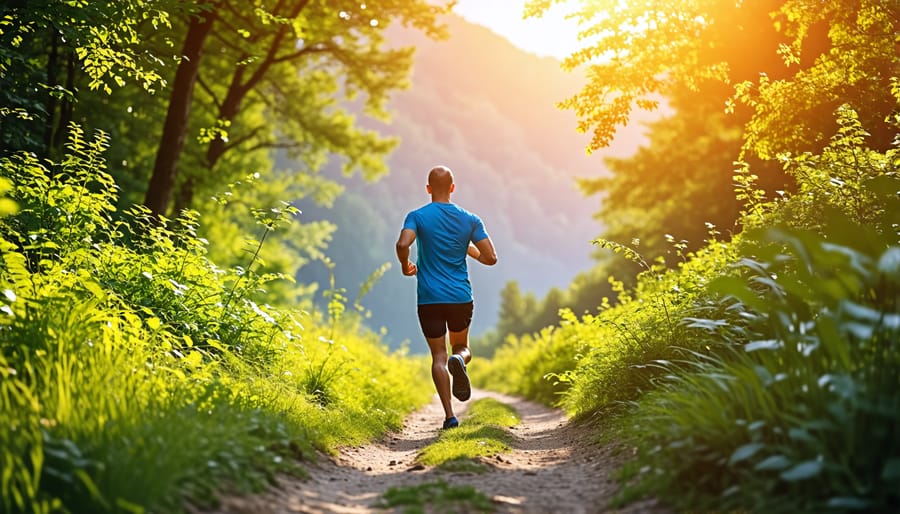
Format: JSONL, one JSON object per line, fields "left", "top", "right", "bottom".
{"left": 452, "top": 0, "right": 584, "bottom": 60}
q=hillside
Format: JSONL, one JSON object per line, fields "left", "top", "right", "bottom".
{"left": 299, "top": 14, "right": 646, "bottom": 347}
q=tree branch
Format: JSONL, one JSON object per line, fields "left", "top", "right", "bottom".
{"left": 209, "top": 19, "right": 250, "bottom": 52}
{"left": 221, "top": 125, "right": 266, "bottom": 153}
{"left": 196, "top": 75, "right": 221, "bottom": 110}
{"left": 271, "top": 43, "right": 330, "bottom": 64}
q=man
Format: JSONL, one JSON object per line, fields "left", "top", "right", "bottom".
{"left": 395, "top": 165, "right": 498, "bottom": 430}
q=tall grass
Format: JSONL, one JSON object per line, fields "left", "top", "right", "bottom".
{"left": 0, "top": 126, "right": 431, "bottom": 513}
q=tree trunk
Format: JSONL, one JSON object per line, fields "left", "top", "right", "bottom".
{"left": 52, "top": 52, "right": 75, "bottom": 150}
{"left": 171, "top": 177, "right": 195, "bottom": 216}
{"left": 42, "top": 29, "right": 59, "bottom": 158}
{"left": 144, "top": 2, "right": 217, "bottom": 217}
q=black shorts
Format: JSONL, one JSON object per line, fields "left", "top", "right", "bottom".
{"left": 417, "top": 302, "right": 474, "bottom": 339}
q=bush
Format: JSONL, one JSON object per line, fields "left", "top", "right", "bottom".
{"left": 620, "top": 214, "right": 900, "bottom": 512}
{"left": 0, "top": 127, "right": 431, "bottom": 513}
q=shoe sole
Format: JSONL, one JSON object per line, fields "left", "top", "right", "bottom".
{"left": 448, "top": 355, "right": 471, "bottom": 401}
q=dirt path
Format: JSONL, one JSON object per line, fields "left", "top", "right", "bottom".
{"left": 208, "top": 389, "right": 667, "bottom": 513}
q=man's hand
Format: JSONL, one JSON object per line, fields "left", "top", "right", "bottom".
{"left": 470, "top": 238, "right": 497, "bottom": 266}
{"left": 396, "top": 228, "right": 418, "bottom": 277}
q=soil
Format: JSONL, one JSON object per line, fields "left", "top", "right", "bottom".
{"left": 204, "top": 389, "right": 669, "bottom": 513}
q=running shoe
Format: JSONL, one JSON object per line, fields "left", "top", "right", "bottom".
{"left": 442, "top": 416, "right": 459, "bottom": 429}
{"left": 448, "top": 354, "right": 471, "bottom": 401}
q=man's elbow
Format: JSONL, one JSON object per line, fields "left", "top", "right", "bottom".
{"left": 482, "top": 254, "right": 498, "bottom": 266}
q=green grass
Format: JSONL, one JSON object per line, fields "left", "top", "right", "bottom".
{"left": 0, "top": 130, "right": 433, "bottom": 514}
{"left": 377, "top": 399, "right": 519, "bottom": 512}
{"left": 377, "top": 480, "right": 495, "bottom": 514}
{"left": 418, "top": 398, "right": 519, "bottom": 471}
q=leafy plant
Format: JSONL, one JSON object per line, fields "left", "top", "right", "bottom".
{"left": 619, "top": 211, "right": 900, "bottom": 512}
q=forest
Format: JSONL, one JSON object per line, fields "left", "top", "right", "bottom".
{"left": 1, "top": 0, "right": 898, "bottom": 513}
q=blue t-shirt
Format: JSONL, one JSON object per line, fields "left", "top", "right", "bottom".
{"left": 402, "top": 202, "right": 489, "bottom": 305}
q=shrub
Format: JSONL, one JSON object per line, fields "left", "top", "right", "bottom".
{"left": 0, "top": 126, "right": 430, "bottom": 513}
{"left": 620, "top": 212, "right": 900, "bottom": 512}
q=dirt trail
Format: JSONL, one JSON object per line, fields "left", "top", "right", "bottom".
{"left": 208, "top": 389, "right": 667, "bottom": 513}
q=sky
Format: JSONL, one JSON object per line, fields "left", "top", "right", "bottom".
{"left": 452, "top": 0, "right": 582, "bottom": 59}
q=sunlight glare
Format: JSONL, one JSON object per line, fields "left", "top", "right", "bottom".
{"left": 453, "top": 0, "right": 586, "bottom": 59}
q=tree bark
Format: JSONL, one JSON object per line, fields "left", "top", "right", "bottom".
{"left": 171, "top": 176, "right": 195, "bottom": 216}
{"left": 144, "top": 2, "right": 217, "bottom": 217}
{"left": 52, "top": 52, "right": 75, "bottom": 150}
{"left": 42, "top": 29, "right": 59, "bottom": 158}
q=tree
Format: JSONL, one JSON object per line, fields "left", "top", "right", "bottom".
{"left": 526, "top": 0, "right": 896, "bottom": 262}
{"left": 737, "top": 0, "right": 898, "bottom": 159}
{"left": 143, "top": 0, "right": 452, "bottom": 216}
{"left": 144, "top": 0, "right": 216, "bottom": 215}
{"left": 526, "top": 0, "right": 894, "bottom": 156}
{"left": 534, "top": 287, "right": 565, "bottom": 329}
{"left": 496, "top": 281, "right": 539, "bottom": 340}
{"left": 582, "top": 102, "right": 751, "bottom": 261}
{"left": 0, "top": 0, "right": 174, "bottom": 157}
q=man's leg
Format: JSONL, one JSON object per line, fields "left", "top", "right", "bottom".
{"left": 448, "top": 327, "right": 471, "bottom": 363}
{"left": 447, "top": 302, "right": 474, "bottom": 364}
{"left": 447, "top": 327, "right": 472, "bottom": 401}
{"left": 426, "top": 335, "right": 454, "bottom": 421}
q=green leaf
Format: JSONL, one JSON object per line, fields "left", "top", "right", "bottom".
{"left": 825, "top": 497, "right": 870, "bottom": 510}
{"left": 707, "top": 276, "right": 766, "bottom": 310}
{"left": 115, "top": 497, "right": 147, "bottom": 514}
{"left": 841, "top": 301, "right": 882, "bottom": 322}
{"left": 754, "top": 455, "right": 790, "bottom": 471}
{"left": 877, "top": 247, "right": 900, "bottom": 281}
{"left": 82, "top": 280, "right": 106, "bottom": 300}
{"left": 146, "top": 317, "right": 161, "bottom": 331}
{"left": 745, "top": 339, "right": 782, "bottom": 352}
{"left": 728, "top": 443, "right": 765, "bottom": 465}
{"left": 74, "top": 469, "right": 109, "bottom": 507}
{"left": 779, "top": 459, "right": 823, "bottom": 481}
{"left": 881, "top": 458, "right": 900, "bottom": 482}
{"left": 788, "top": 428, "right": 816, "bottom": 443}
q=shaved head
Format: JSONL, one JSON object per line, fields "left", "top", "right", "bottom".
{"left": 427, "top": 165, "right": 454, "bottom": 195}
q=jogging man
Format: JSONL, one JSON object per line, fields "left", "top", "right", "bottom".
{"left": 395, "top": 165, "right": 498, "bottom": 430}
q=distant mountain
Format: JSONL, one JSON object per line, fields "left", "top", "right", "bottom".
{"left": 298, "top": 14, "right": 645, "bottom": 349}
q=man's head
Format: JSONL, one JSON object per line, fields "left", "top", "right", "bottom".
{"left": 427, "top": 165, "right": 455, "bottom": 198}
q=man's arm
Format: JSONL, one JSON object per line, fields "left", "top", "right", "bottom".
{"left": 468, "top": 237, "right": 497, "bottom": 266}
{"left": 396, "top": 229, "right": 418, "bottom": 276}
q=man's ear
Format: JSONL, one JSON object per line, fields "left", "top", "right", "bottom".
{"left": 426, "top": 184, "right": 432, "bottom": 194}
{"left": 449, "top": 183, "right": 456, "bottom": 193}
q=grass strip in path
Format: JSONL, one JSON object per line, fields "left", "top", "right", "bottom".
{"left": 377, "top": 398, "right": 520, "bottom": 513}
{"left": 419, "top": 397, "right": 520, "bottom": 471}
{"left": 378, "top": 480, "right": 496, "bottom": 514}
